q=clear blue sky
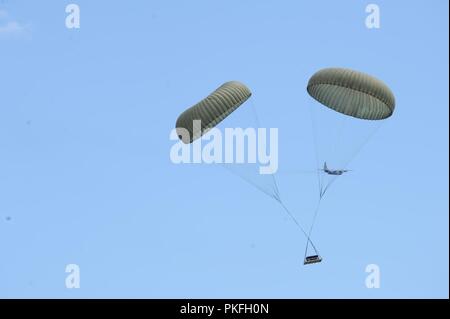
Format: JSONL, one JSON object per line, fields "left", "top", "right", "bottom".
{"left": 0, "top": 0, "right": 448, "bottom": 298}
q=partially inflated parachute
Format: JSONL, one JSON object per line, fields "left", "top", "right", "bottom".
{"left": 176, "top": 81, "right": 252, "bottom": 143}
{"left": 307, "top": 68, "right": 395, "bottom": 120}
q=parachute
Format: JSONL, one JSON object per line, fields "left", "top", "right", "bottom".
{"left": 307, "top": 67, "right": 395, "bottom": 120}
{"left": 175, "top": 81, "right": 252, "bottom": 144}
{"left": 304, "top": 67, "right": 395, "bottom": 261}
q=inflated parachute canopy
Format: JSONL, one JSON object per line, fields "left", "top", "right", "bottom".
{"left": 307, "top": 68, "right": 395, "bottom": 120}
{"left": 176, "top": 81, "right": 252, "bottom": 144}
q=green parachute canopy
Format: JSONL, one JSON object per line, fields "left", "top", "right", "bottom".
{"left": 176, "top": 81, "right": 252, "bottom": 143}
{"left": 307, "top": 68, "right": 395, "bottom": 120}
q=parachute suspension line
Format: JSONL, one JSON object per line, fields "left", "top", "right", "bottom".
{"left": 221, "top": 163, "right": 278, "bottom": 201}
{"left": 304, "top": 120, "right": 382, "bottom": 257}
{"left": 223, "top": 159, "right": 318, "bottom": 252}
{"left": 305, "top": 175, "right": 338, "bottom": 258}
{"left": 221, "top": 98, "right": 281, "bottom": 201}
{"left": 304, "top": 120, "right": 384, "bottom": 257}
{"left": 306, "top": 99, "right": 345, "bottom": 257}
{"left": 319, "top": 120, "right": 383, "bottom": 199}
{"left": 225, "top": 100, "right": 313, "bottom": 247}
{"left": 304, "top": 116, "right": 345, "bottom": 257}
{"left": 320, "top": 175, "right": 339, "bottom": 198}
{"left": 329, "top": 114, "right": 346, "bottom": 164}
{"left": 277, "top": 199, "right": 319, "bottom": 253}
{"left": 250, "top": 100, "right": 315, "bottom": 249}
{"left": 320, "top": 114, "right": 383, "bottom": 200}
{"left": 308, "top": 101, "right": 323, "bottom": 199}
{"left": 225, "top": 161, "right": 318, "bottom": 250}
{"left": 304, "top": 197, "right": 322, "bottom": 258}
{"left": 252, "top": 99, "right": 317, "bottom": 251}
{"left": 304, "top": 101, "right": 326, "bottom": 257}
{"left": 249, "top": 99, "right": 282, "bottom": 201}
{"left": 249, "top": 98, "right": 262, "bottom": 128}
{"left": 304, "top": 173, "right": 338, "bottom": 257}
{"left": 341, "top": 121, "right": 383, "bottom": 171}
{"left": 249, "top": 99, "right": 322, "bottom": 256}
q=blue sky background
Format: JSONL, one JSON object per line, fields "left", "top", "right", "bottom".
{"left": 0, "top": 0, "right": 448, "bottom": 298}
